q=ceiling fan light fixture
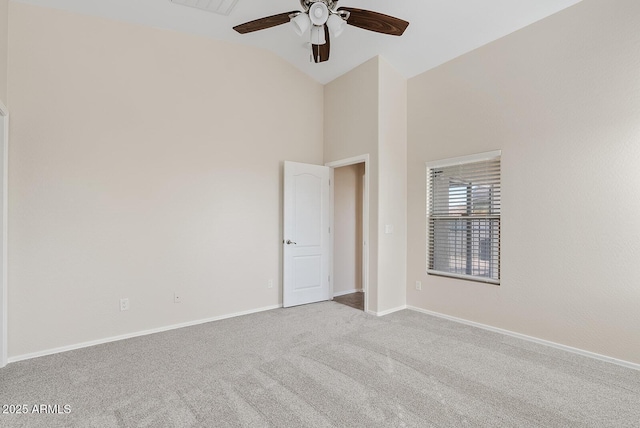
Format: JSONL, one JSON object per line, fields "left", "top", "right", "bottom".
{"left": 310, "top": 25, "right": 327, "bottom": 45}
{"left": 326, "top": 13, "right": 346, "bottom": 38}
{"left": 290, "top": 12, "right": 311, "bottom": 36}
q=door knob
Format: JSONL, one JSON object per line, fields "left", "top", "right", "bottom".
{"left": 286, "top": 240, "right": 297, "bottom": 245}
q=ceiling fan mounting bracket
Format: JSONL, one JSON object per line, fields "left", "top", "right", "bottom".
{"left": 336, "top": 10, "right": 350, "bottom": 20}
{"left": 300, "top": 0, "right": 340, "bottom": 13}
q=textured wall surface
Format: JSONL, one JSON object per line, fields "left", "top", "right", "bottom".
{"left": 0, "top": 0, "right": 8, "bottom": 103}
{"left": 7, "top": 3, "right": 323, "bottom": 357}
{"left": 325, "top": 57, "right": 408, "bottom": 314}
{"left": 333, "top": 163, "right": 364, "bottom": 295}
{"left": 377, "top": 58, "right": 407, "bottom": 313}
{"left": 324, "top": 57, "right": 380, "bottom": 312}
{"left": 407, "top": 0, "right": 640, "bottom": 363}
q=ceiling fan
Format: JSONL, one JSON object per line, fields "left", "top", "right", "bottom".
{"left": 233, "top": 0, "right": 409, "bottom": 63}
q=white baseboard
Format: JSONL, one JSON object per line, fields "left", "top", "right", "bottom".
{"left": 8, "top": 304, "right": 282, "bottom": 364}
{"left": 407, "top": 306, "right": 640, "bottom": 371}
{"left": 374, "top": 305, "right": 407, "bottom": 317}
{"left": 333, "top": 288, "right": 363, "bottom": 298}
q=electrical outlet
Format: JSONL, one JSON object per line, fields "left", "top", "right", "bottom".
{"left": 415, "top": 281, "right": 422, "bottom": 291}
{"left": 174, "top": 293, "right": 182, "bottom": 304}
{"left": 120, "top": 298, "right": 129, "bottom": 311}
{"left": 267, "top": 279, "right": 274, "bottom": 289}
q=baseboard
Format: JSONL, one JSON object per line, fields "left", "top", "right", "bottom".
{"left": 407, "top": 306, "right": 640, "bottom": 371}
{"left": 374, "top": 305, "right": 407, "bottom": 317}
{"left": 333, "top": 288, "right": 363, "bottom": 297}
{"left": 8, "top": 304, "right": 282, "bottom": 364}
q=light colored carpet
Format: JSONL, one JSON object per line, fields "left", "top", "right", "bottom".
{"left": 1, "top": 302, "right": 639, "bottom": 427}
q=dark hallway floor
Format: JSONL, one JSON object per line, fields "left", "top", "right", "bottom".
{"left": 333, "top": 292, "right": 364, "bottom": 311}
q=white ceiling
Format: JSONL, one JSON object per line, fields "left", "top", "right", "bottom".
{"left": 13, "top": 0, "right": 583, "bottom": 84}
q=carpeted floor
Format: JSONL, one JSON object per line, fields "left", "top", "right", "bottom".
{"left": 1, "top": 302, "right": 639, "bottom": 427}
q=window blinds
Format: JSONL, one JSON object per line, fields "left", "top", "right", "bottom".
{"left": 426, "top": 151, "right": 501, "bottom": 284}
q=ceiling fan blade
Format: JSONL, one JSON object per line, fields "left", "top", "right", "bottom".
{"left": 312, "top": 26, "right": 330, "bottom": 63}
{"left": 338, "top": 7, "right": 409, "bottom": 36}
{"left": 233, "top": 11, "right": 298, "bottom": 34}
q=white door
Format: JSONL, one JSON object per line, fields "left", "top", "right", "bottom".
{"left": 283, "top": 161, "right": 331, "bottom": 308}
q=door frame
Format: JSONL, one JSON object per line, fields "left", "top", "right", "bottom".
{"left": 0, "top": 100, "right": 8, "bottom": 368}
{"left": 326, "top": 154, "right": 370, "bottom": 314}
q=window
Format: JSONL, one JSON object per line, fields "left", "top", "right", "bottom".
{"left": 426, "top": 151, "right": 501, "bottom": 284}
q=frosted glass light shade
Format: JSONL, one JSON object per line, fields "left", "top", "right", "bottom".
{"left": 310, "top": 25, "right": 326, "bottom": 45}
{"left": 291, "top": 13, "right": 310, "bottom": 36}
{"left": 327, "top": 14, "right": 345, "bottom": 38}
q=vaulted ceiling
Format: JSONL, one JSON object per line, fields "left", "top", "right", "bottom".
{"left": 13, "top": 0, "right": 583, "bottom": 83}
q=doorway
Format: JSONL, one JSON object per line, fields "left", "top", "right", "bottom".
{"left": 327, "top": 155, "right": 369, "bottom": 313}
{"left": 0, "top": 101, "right": 7, "bottom": 368}
{"left": 282, "top": 157, "right": 369, "bottom": 312}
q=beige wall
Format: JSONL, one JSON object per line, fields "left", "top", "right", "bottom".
{"left": 333, "top": 163, "right": 364, "bottom": 295}
{"left": 324, "top": 56, "right": 408, "bottom": 314}
{"left": 377, "top": 58, "right": 407, "bottom": 313}
{"left": 407, "top": 0, "right": 640, "bottom": 363}
{"left": 0, "top": 0, "right": 8, "bottom": 103}
{"left": 7, "top": 3, "right": 323, "bottom": 357}
{"left": 324, "top": 57, "right": 380, "bottom": 312}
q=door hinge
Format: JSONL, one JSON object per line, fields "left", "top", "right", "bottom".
{"left": 328, "top": 275, "right": 331, "bottom": 282}
{"left": 328, "top": 226, "right": 331, "bottom": 233}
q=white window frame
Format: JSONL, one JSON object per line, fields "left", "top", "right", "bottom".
{"left": 426, "top": 150, "right": 501, "bottom": 285}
